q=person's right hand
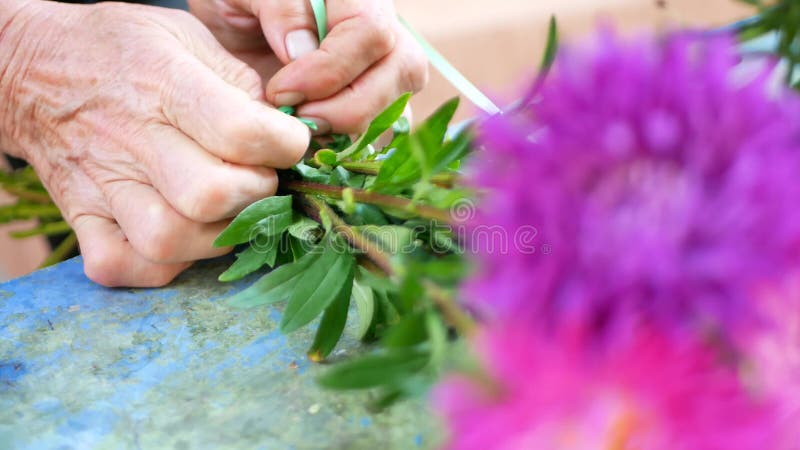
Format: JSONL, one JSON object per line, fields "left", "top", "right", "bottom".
{"left": 0, "top": 0, "right": 310, "bottom": 287}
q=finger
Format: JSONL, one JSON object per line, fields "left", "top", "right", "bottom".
{"left": 139, "top": 124, "right": 278, "bottom": 223}
{"left": 184, "top": 0, "right": 286, "bottom": 85}
{"left": 74, "top": 215, "right": 191, "bottom": 288}
{"left": 297, "top": 34, "right": 428, "bottom": 133}
{"left": 102, "top": 180, "right": 232, "bottom": 264}
{"left": 264, "top": 0, "right": 398, "bottom": 105}
{"left": 161, "top": 51, "right": 310, "bottom": 168}
{"left": 254, "top": 0, "right": 318, "bottom": 66}
{"left": 156, "top": 7, "right": 266, "bottom": 100}
{"left": 187, "top": 0, "right": 266, "bottom": 55}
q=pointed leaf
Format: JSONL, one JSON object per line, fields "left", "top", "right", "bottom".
{"left": 280, "top": 242, "right": 355, "bottom": 333}
{"left": 226, "top": 249, "right": 321, "bottom": 308}
{"left": 540, "top": 16, "right": 559, "bottom": 72}
{"left": 317, "top": 347, "right": 429, "bottom": 390}
{"left": 288, "top": 215, "right": 321, "bottom": 241}
{"left": 382, "top": 311, "right": 427, "bottom": 348}
{"left": 351, "top": 278, "right": 375, "bottom": 340}
{"left": 372, "top": 98, "right": 460, "bottom": 192}
{"left": 214, "top": 196, "right": 293, "bottom": 247}
{"left": 338, "top": 93, "right": 412, "bottom": 162}
{"left": 308, "top": 267, "right": 354, "bottom": 361}
{"left": 218, "top": 241, "right": 278, "bottom": 282}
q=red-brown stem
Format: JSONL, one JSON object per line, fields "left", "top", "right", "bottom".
{"left": 286, "top": 180, "right": 451, "bottom": 223}
{"left": 307, "top": 159, "right": 458, "bottom": 188}
{"left": 298, "top": 194, "right": 394, "bottom": 275}
{"left": 299, "top": 193, "right": 476, "bottom": 336}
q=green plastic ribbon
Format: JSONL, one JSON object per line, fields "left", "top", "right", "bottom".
{"left": 310, "top": 0, "right": 328, "bottom": 42}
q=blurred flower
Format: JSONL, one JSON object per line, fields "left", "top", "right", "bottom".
{"left": 434, "top": 325, "right": 777, "bottom": 450}
{"left": 465, "top": 30, "right": 800, "bottom": 343}
{"left": 746, "top": 276, "right": 800, "bottom": 448}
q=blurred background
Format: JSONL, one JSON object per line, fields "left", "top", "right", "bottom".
{"left": 0, "top": 0, "right": 751, "bottom": 282}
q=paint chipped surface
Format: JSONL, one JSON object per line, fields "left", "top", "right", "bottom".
{"left": 0, "top": 257, "right": 439, "bottom": 449}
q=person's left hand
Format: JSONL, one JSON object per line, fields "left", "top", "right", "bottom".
{"left": 188, "top": 0, "right": 428, "bottom": 135}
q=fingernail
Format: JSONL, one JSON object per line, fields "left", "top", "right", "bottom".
{"left": 304, "top": 117, "right": 331, "bottom": 136}
{"left": 275, "top": 92, "right": 305, "bottom": 106}
{"left": 286, "top": 29, "right": 319, "bottom": 61}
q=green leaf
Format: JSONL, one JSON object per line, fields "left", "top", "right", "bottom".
{"left": 338, "top": 93, "right": 412, "bottom": 162}
{"left": 540, "top": 16, "right": 559, "bottom": 72}
{"left": 382, "top": 312, "right": 427, "bottom": 348}
{"left": 280, "top": 240, "right": 356, "bottom": 333}
{"left": 372, "top": 98, "right": 460, "bottom": 192}
{"left": 317, "top": 347, "right": 429, "bottom": 390}
{"left": 308, "top": 269, "right": 354, "bottom": 361}
{"left": 287, "top": 215, "right": 321, "bottom": 241}
{"left": 289, "top": 235, "right": 311, "bottom": 260}
{"left": 351, "top": 278, "right": 375, "bottom": 340}
{"left": 226, "top": 249, "right": 321, "bottom": 309}
{"left": 425, "top": 311, "right": 447, "bottom": 368}
{"left": 214, "top": 196, "right": 293, "bottom": 247}
{"left": 315, "top": 149, "right": 338, "bottom": 166}
{"left": 431, "top": 128, "right": 471, "bottom": 175}
{"left": 392, "top": 116, "right": 411, "bottom": 135}
{"left": 218, "top": 242, "right": 278, "bottom": 282}
{"left": 294, "top": 162, "right": 330, "bottom": 183}
{"left": 357, "top": 225, "right": 417, "bottom": 254}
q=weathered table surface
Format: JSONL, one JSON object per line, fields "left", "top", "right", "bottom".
{"left": 0, "top": 257, "right": 438, "bottom": 449}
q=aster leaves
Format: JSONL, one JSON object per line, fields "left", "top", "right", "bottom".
{"left": 213, "top": 196, "right": 293, "bottom": 247}
{"left": 213, "top": 92, "right": 476, "bottom": 405}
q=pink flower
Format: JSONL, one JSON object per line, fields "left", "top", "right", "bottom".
{"left": 434, "top": 325, "right": 777, "bottom": 450}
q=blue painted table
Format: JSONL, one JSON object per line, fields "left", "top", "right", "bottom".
{"left": 0, "top": 257, "right": 438, "bottom": 449}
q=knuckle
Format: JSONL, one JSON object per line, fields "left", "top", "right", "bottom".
{"left": 340, "top": 104, "right": 372, "bottom": 133}
{"left": 216, "top": 116, "right": 261, "bottom": 162}
{"left": 218, "top": 61, "right": 263, "bottom": 99}
{"left": 180, "top": 177, "right": 232, "bottom": 221}
{"left": 83, "top": 245, "right": 123, "bottom": 287}
{"left": 137, "top": 205, "right": 180, "bottom": 262}
{"left": 363, "top": 21, "right": 396, "bottom": 57}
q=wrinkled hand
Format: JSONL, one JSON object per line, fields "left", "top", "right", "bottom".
{"left": 0, "top": 1, "right": 310, "bottom": 287}
{"left": 188, "top": 0, "right": 428, "bottom": 134}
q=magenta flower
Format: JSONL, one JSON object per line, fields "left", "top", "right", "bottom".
{"left": 434, "top": 325, "right": 777, "bottom": 450}
{"left": 464, "top": 30, "right": 800, "bottom": 342}
{"left": 745, "top": 277, "right": 800, "bottom": 447}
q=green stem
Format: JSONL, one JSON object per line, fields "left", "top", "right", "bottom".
{"left": 11, "top": 220, "right": 71, "bottom": 239}
{"left": 299, "top": 193, "right": 476, "bottom": 336}
{"left": 1, "top": 186, "right": 52, "bottom": 203}
{"left": 0, "top": 203, "right": 63, "bottom": 223}
{"left": 308, "top": 158, "right": 459, "bottom": 187}
{"left": 40, "top": 232, "right": 77, "bottom": 268}
{"left": 286, "top": 180, "right": 451, "bottom": 223}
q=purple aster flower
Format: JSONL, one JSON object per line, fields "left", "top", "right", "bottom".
{"left": 464, "top": 30, "right": 800, "bottom": 342}
{"left": 433, "top": 324, "right": 778, "bottom": 450}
